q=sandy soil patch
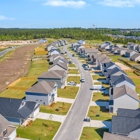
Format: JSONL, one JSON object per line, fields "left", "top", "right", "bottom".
{"left": 115, "top": 62, "right": 132, "bottom": 71}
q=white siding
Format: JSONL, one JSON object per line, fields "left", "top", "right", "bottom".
{"left": 113, "top": 94, "right": 139, "bottom": 113}
{"left": 116, "top": 81, "right": 135, "bottom": 90}
{"left": 7, "top": 129, "right": 16, "bottom": 140}
{"left": 135, "top": 56, "right": 140, "bottom": 61}
{"left": 31, "top": 107, "right": 39, "bottom": 118}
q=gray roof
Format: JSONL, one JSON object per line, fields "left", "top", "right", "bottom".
{"left": 130, "top": 53, "right": 140, "bottom": 59}
{"left": 38, "top": 70, "right": 66, "bottom": 79}
{"left": 111, "top": 74, "right": 135, "bottom": 87}
{"left": 104, "top": 61, "right": 115, "bottom": 69}
{"left": 84, "top": 48, "right": 99, "bottom": 53}
{"left": 111, "top": 116, "right": 140, "bottom": 136}
{"left": 0, "top": 98, "right": 39, "bottom": 120}
{"left": 103, "top": 132, "right": 138, "bottom": 140}
{"left": 106, "top": 67, "right": 121, "bottom": 77}
{"left": 50, "top": 54, "right": 65, "bottom": 59}
{"left": 49, "top": 49, "right": 61, "bottom": 53}
{"left": 100, "top": 57, "right": 111, "bottom": 64}
{"left": 117, "top": 108, "right": 140, "bottom": 118}
{"left": 26, "top": 81, "right": 55, "bottom": 94}
{"left": 112, "top": 85, "right": 139, "bottom": 101}
{"left": 126, "top": 50, "right": 135, "bottom": 53}
{"left": 96, "top": 54, "right": 107, "bottom": 61}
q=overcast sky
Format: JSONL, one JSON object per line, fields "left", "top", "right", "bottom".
{"left": 0, "top": 0, "right": 140, "bottom": 28}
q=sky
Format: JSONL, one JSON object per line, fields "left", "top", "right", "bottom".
{"left": 0, "top": 0, "right": 140, "bottom": 28}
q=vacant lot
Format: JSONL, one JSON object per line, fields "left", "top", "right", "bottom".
{"left": 80, "top": 127, "right": 108, "bottom": 140}
{"left": 40, "top": 102, "right": 71, "bottom": 115}
{"left": 17, "top": 119, "right": 61, "bottom": 140}
{"left": 58, "top": 86, "right": 79, "bottom": 99}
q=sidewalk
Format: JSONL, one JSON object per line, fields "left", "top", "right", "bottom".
{"left": 68, "top": 67, "right": 78, "bottom": 69}
{"left": 57, "top": 97, "right": 75, "bottom": 103}
{"left": 68, "top": 74, "right": 81, "bottom": 76}
{"left": 35, "top": 112, "right": 66, "bottom": 123}
{"left": 66, "top": 84, "right": 80, "bottom": 87}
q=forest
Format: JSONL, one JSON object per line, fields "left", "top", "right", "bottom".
{"left": 0, "top": 28, "right": 140, "bottom": 44}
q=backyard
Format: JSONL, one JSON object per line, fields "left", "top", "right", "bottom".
{"left": 17, "top": 119, "right": 61, "bottom": 140}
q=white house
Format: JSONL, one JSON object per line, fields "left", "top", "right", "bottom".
{"left": 49, "top": 49, "right": 61, "bottom": 56}
{"left": 130, "top": 53, "right": 140, "bottom": 62}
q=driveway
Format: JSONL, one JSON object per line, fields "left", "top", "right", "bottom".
{"left": 57, "top": 97, "right": 75, "bottom": 104}
{"left": 90, "top": 101, "right": 109, "bottom": 107}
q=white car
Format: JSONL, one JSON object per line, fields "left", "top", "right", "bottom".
{"left": 80, "top": 78, "right": 85, "bottom": 82}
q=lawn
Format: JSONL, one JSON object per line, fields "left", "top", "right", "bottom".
{"left": 67, "top": 76, "right": 80, "bottom": 84}
{"left": 40, "top": 102, "right": 71, "bottom": 115}
{"left": 88, "top": 106, "right": 113, "bottom": 121}
{"left": 125, "top": 71, "right": 137, "bottom": 76}
{"left": 92, "top": 92, "right": 109, "bottom": 102}
{"left": 15, "top": 80, "right": 37, "bottom": 87}
{"left": 26, "top": 59, "right": 49, "bottom": 77}
{"left": 68, "top": 69, "right": 79, "bottom": 74}
{"left": 0, "top": 89, "right": 25, "bottom": 99}
{"left": 132, "top": 78, "right": 140, "bottom": 85}
{"left": 58, "top": 86, "right": 79, "bottom": 99}
{"left": 80, "top": 127, "right": 108, "bottom": 140}
{"left": 69, "top": 63, "right": 76, "bottom": 67}
{"left": 92, "top": 75, "right": 106, "bottom": 80}
{"left": 108, "top": 55, "right": 121, "bottom": 62}
{"left": 17, "top": 119, "right": 61, "bottom": 140}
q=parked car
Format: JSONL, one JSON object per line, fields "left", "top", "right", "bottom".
{"left": 80, "top": 78, "right": 85, "bottom": 82}
{"left": 72, "top": 54, "right": 75, "bottom": 57}
{"left": 84, "top": 116, "right": 91, "bottom": 122}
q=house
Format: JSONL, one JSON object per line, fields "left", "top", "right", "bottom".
{"left": 109, "top": 85, "right": 139, "bottom": 113}
{"left": 82, "top": 48, "right": 99, "bottom": 58}
{"left": 49, "top": 54, "right": 67, "bottom": 64}
{"left": 46, "top": 44, "right": 58, "bottom": 51}
{"left": 72, "top": 43, "right": 81, "bottom": 50}
{"left": 76, "top": 46, "right": 85, "bottom": 54}
{"left": 110, "top": 74, "right": 136, "bottom": 90}
{"left": 26, "top": 81, "right": 57, "bottom": 105}
{"left": 111, "top": 48, "right": 120, "bottom": 54}
{"left": 0, "top": 98, "right": 40, "bottom": 125}
{"left": 111, "top": 114, "right": 140, "bottom": 139}
{"left": 96, "top": 54, "right": 107, "bottom": 67}
{"left": 135, "top": 45, "right": 140, "bottom": 53}
{"left": 100, "top": 42, "right": 111, "bottom": 49}
{"left": 0, "top": 114, "right": 17, "bottom": 140}
{"left": 128, "top": 43, "right": 138, "bottom": 50}
{"left": 78, "top": 40, "right": 85, "bottom": 45}
{"left": 38, "top": 70, "right": 67, "bottom": 88}
{"left": 49, "top": 49, "right": 61, "bottom": 56}
{"left": 49, "top": 58, "right": 68, "bottom": 71}
{"left": 125, "top": 50, "right": 136, "bottom": 57}
{"left": 38, "top": 38, "right": 47, "bottom": 43}
{"left": 130, "top": 53, "right": 140, "bottom": 61}
{"left": 118, "top": 48, "right": 128, "bottom": 56}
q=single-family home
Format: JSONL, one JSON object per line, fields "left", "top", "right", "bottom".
{"left": 95, "top": 54, "right": 107, "bottom": 67}
{"left": 82, "top": 48, "right": 99, "bottom": 58}
{"left": 103, "top": 132, "right": 138, "bottom": 140}
{"left": 125, "top": 50, "right": 137, "bottom": 57}
{"left": 49, "top": 49, "right": 61, "bottom": 56}
{"left": 100, "top": 42, "right": 111, "bottom": 49}
{"left": 0, "top": 98, "right": 40, "bottom": 125}
{"left": 38, "top": 38, "right": 47, "bottom": 43}
{"left": 26, "top": 81, "right": 57, "bottom": 105}
{"left": 38, "top": 70, "right": 67, "bottom": 88}
{"left": 111, "top": 109, "right": 140, "bottom": 140}
{"left": 46, "top": 44, "right": 58, "bottom": 51}
{"left": 72, "top": 43, "right": 81, "bottom": 50}
{"left": 109, "top": 85, "right": 139, "bottom": 113}
{"left": 49, "top": 54, "right": 66, "bottom": 63}
{"left": 130, "top": 53, "right": 140, "bottom": 62}
{"left": 135, "top": 45, "right": 140, "bottom": 53}
{"left": 128, "top": 43, "right": 138, "bottom": 50}
{"left": 76, "top": 46, "right": 85, "bottom": 54}
{"left": 110, "top": 74, "right": 136, "bottom": 90}
{"left": 118, "top": 48, "right": 128, "bottom": 56}
{"left": 111, "top": 48, "right": 120, "bottom": 54}
{"left": 0, "top": 114, "right": 17, "bottom": 140}
{"left": 78, "top": 40, "right": 85, "bottom": 45}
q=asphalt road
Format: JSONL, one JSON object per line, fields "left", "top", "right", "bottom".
{"left": 53, "top": 46, "right": 93, "bottom": 140}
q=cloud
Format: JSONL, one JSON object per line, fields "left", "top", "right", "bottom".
{"left": 98, "top": 0, "right": 140, "bottom": 7}
{"left": 43, "top": 0, "right": 86, "bottom": 8}
{"left": 0, "top": 15, "right": 15, "bottom": 20}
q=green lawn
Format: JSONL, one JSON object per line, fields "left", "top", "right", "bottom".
{"left": 67, "top": 76, "right": 80, "bottom": 84}
{"left": 17, "top": 119, "right": 61, "bottom": 140}
{"left": 0, "top": 89, "right": 25, "bottom": 99}
{"left": 94, "top": 82, "right": 102, "bottom": 85}
{"left": 92, "top": 92, "right": 109, "bottom": 102}
{"left": 15, "top": 80, "right": 37, "bottom": 87}
{"left": 125, "top": 71, "right": 137, "bottom": 76}
{"left": 69, "top": 63, "right": 76, "bottom": 67}
{"left": 26, "top": 59, "right": 49, "bottom": 77}
{"left": 80, "top": 127, "right": 108, "bottom": 140}
{"left": 68, "top": 69, "right": 79, "bottom": 74}
{"left": 108, "top": 55, "right": 121, "bottom": 62}
{"left": 92, "top": 75, "right": 106, "bottom": 80}
{"left": 40, "top": 102, "right": 71, "bottom": 115}
{"left": 133, "top": 78, "right": 140, "bottom": 85}
{"left": 88, "top": 106, "right": 113, "bottom": 121}
{"left": 58, "top": 86, "right": 79, "bottom": 99}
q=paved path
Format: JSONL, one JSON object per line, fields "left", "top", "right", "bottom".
{"left": 68, "top": 67, "right": 78, "bottom": 69}
{"left": 66, "top": 84, "right": 80, "bottom": 87}
{"left": 35, "top": 112, "right": 66, "bottom": 123}
{"left": 57, "top": 97, "right": 75, "bottom": 104}
{"left": 68, "top": 74, "right": 81, "bottom": 76}
{"left": 90, "top": 101, "right": 109, "bottom": 107}
{"left": 53, "top": 45, "right": 93, "bottom": 140}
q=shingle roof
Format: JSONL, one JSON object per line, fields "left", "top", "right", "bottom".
{"left": 26, "top": 81, "right": 55, "bottom": 94}
{"left": 49, "top": 49, "right": 61, "bottom": 53}
{"left": 117, "top": 108, "right": 140, "bottom": 118}
{"left": 103, "top": 132, "right": 138, "bottom": 140}
{"left": 107, "top": 67, "right": 121, "bottom": 77}
{"left": 126, "top": 50, "right": 135, "bottom": 53}
{"left": 84, "top": 48, "right": 99, "bottom": 53}
{"left": 111, "top": 116, "right": 140, "bottom": 136}
{"left": 0, "top": 98, "right": 39, "bottom": 119}
{"left": 104, "top": 61, "right": 115, "bottom": 69}
{"left": 38, "top": 70, "right": 66, "bottom": 79}
{"left": 112, "top": 85, "right": 139, "bottom": 101}
{"left": 130, "top": 53, "right": 140, "bottom": 59}
{"left": 100, "top": 58, "right": 111, "bottom": 64}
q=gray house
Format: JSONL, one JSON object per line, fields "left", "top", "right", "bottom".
{"left": 26, "top": 81, "right": 57, "bottom": 106}
{"left": 109, "top": 85, "right": 139, "bottom": 113}
{"left": 118, "top": 48, "right": 128, "bottom": 56}
{"left": 0, "top": 98, "right": 40, "bottom": 125}
{"left": 82, "top": 48, "right": 99, "bottom": 58}
{"left": 125, "top": 50, "right": 136, "bottom": 57}
{"left": 49, "top": 49, "right": 61, "bottom": 56}
{"left": 0, "top": 114, "right": 17, "bottom": 140}
{"left": 49, "top": 54, "right": 66, "bottom": 63}
{"left": 130, "top": 53, "right": 140, "bottom": 62}
{"left": 38, "top": 70, "right": 67, "bottom": 88}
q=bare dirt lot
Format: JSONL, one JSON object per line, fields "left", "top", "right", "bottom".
{"left": 0, "top": 44, "right": 39, "bottom": 93}
{"left": 115, "top": 62, "right": 132, "bottom": 71}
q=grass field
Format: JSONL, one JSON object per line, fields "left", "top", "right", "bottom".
{"left": 88, "top": 106, "right": 113, "bottom": 121}
{"left": 68, "top": 69, "right": 79, "bottom": 74}
{"left": 107, "top": 55, "right": 121, "bottom": 62}
{"left": 0, "top": 89, "right": 25, "bottom": 99}
{"left": 17, "top": 119, "right": 61, "bottom": 140}
{"left": 126, "top": 71, "right": 137, "bottom": 76}
{"left": 15, "top": 80, "right": 37, "bottom": 87}
{"left": 58, "top": 86, "right": 79, "bottom": 99}
{"left": 80, "top": 127, "right": 108, "bottom": 140}
{"left": 67, "top": 76, "right": 80, "bottom": 84}
{"left": 92, "top": 75, "right": 106, "bottom": 80}
{"left": 26, "top": 59, "right": 49, "bottom": 77}
{"left": 40, "top": 102, "right": 71, "bottom": 115}
{"left": 92, "top": 92, "right": 109, "bottom": 102}
{"left": 69, "top": 63, "right": 76, "bottom": 67}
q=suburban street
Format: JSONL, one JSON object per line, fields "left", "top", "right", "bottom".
{"left": 54, "top": 45, "right": 93, "bottom": 140}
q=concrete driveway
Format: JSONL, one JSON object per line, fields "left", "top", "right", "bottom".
{"left": 57, "top": 97, "right": 75, "bottom": 104}
{"left": 90, "top": 101, "right": 109, "bottom": 107}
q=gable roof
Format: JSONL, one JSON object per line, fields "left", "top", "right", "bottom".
{"left": 111, "top": 116, "right": 140, "bottom": 136}
{"left": 49, "top": 49, "right": 61, "bottom": 53}
{"left": 117, "top": 108, "right": 140, "bottom": 118}
{"left": 106, "top": 67, "right": 121, "bottom": 76}
{"left": 130, "top": 53, "right": 140, "bottom": 59}
{"left": 0, "top": 98, "right": 39, "bottom": 120}
{"left": 126, "top": 50, "right": 136, "bottom": 53}
{"left": 112, "top": 85, "right": 139, "bottom": 101}
{"left": 83, "top": 48, "right": 99, "bottom": 53}
{"left": 103, "top": 132, "right": 138, "bottom": 140}
{"left": 100, "top": 57, "right": 111, "bottom": 64}
{"left": 104, "top": 61, "right": 115, "bottom": 68}
{"left": 26, "top": 81, "right": 55, "bottom": 94}
{"left": 38, "top": 70, "right": 66, "bottom": 79}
